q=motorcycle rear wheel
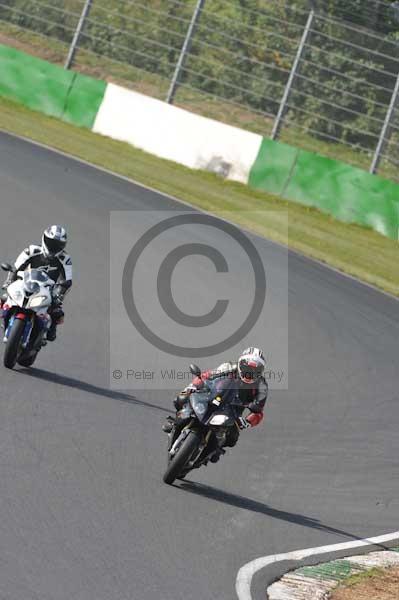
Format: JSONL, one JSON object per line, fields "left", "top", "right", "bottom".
{"left": 163, "top": 431, "right": 199, "bottom": 485}
{"left": 4, "top": 318, "right": 25, "bottom": 369}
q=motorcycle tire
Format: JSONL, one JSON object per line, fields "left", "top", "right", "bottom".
{"left": 18, "top": 351, "right": 38, "bottom": 368}
{"left": 163, "top": 431, "right": 199, "bottom": 485}
{"left": 4, "top": 318, "right": 25, "bottom": 369}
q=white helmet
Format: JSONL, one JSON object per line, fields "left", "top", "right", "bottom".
{"left": 238, "top": 347, "right": 265, "bottom": 384}
{"left": 42, "top": 225, "right": 67, "bottom": 257}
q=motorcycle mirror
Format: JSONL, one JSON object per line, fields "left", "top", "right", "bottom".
{"left": 189, "top": 364, "right": 201, "bottom": 377}
{"left": 1, "top": 262, "right": 13, "bottom": 272}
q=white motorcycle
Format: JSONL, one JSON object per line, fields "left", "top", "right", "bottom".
{"left": 1, "top": 263, "right": 54, "bottom": 369}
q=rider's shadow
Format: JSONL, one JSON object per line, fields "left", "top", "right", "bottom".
{"left": 177, "top": 480, "right": 373, "bottom": 544}
{"left": 16, "top": 367, "right": 172, "bottom": 414}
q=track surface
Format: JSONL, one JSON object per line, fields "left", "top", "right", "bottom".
{"left": 0, "top": 132, "right": 398, "bottom": 600}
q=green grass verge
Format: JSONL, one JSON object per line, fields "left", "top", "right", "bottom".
{"left": 0, "top": 95, "right": 398, "bottom": 296}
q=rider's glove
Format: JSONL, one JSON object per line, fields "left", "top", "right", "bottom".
{"left": 246, "top": 412, "right": 264, "bottom": 427}
{"left": 237, "top": 416, "right": 251, "bottom": 430}
{"left": 53, "top": 284, "right": 66, "bottom": 303}
{"left": 52, "top": 288, "right": 64, "bottom": 312}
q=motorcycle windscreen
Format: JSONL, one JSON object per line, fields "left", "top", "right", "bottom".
{"left": 207, "top": 377, "right": 238, "bottom": 427}
{"left": 24, "top": 269, "right": 51, "bottom": 285}
{"left": 190, "top": 391, "right": 212, "bottom": 423}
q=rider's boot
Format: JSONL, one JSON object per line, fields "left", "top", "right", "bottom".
{"left": 47, "top": 307, "right": 64, "bottom": 342}
{"left": 210, "top": 447, "right": 225, "bottom": 463}
{"left": 46, "top": 322, "right": 57, "bottom": 342}
{"left": 162, "top": 416, "right": 175, "bottom": 433}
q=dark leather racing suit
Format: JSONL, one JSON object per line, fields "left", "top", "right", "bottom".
{"left": 172, "top": 361, "right": 268, "bottom": 448}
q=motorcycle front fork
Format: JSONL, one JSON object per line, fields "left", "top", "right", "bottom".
{"left": 168, "top": 425, "right": 221, "bottom": 467}
{"left": 191, "top": 430, "right": 223, "bottom": 467}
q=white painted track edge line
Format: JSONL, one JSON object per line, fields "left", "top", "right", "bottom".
{"left": 236, "top": 530, "right": 399, "bottom": 600}
{"left": 1, "top": 129, "right": 398, "bottom": 304}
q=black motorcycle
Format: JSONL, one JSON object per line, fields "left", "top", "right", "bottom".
{"left": 163, "top": 364, "right": 242, "bottom": 485}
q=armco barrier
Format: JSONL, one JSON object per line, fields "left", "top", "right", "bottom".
{"left": 0, "top": 44, "right": 105, "bottom": 128}
{"left": 0, "top": 44, "right": 74, "bottom": 119}
{"left": 248, "top": 138, "right": 299, "bottom": 197}
{"left": 285, "top": 151, "right": 399, "bottom": 240}
{"left": 0, "top": 44, "right": 398, "bottom": 240}
{"left": 92, "top": 82, "right": 262, "bottom": 184}
{"left": 249, "top": 139, "right": 399, "bottom": 240}
{"left": 63, "top": 72, "right": 106, "bottom": 129}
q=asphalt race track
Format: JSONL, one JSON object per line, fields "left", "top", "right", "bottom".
{"left": 0, "top": 131, "right": 398, "bottom": 600}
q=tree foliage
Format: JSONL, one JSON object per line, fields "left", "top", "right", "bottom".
{"left": 1, "top": 0, "right": 399, "bottom": 150}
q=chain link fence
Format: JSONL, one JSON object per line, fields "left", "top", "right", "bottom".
{"left": 1, "top": 0, "right": 399, "bottom": 180}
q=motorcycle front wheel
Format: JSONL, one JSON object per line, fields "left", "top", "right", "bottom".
{"left": 18, "top": 351, "right": 38, "bottom": 367}
{"left": 4, "top": 318, "right": 25, "bottom": 369}
{"left": 163, "top": 431, "right": 200, "bottom": 485}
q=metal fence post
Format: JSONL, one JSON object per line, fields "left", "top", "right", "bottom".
{"left": 271, "top": 9, "right": 314, "bottom": 140}
{"left": 166, "top": 0, "right": 206, "bottom": 104}
{"left": 65, "top": 0, "right": 93, "bottom": 70}
{"left": 370, "top": 71, "right": 399, "bottom": 174}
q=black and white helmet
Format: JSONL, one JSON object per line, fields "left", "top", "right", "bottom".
{"left": 238, "top": 347, "right": 265, "bottom": 384}
{"left": 42, "top": 225, "right": 67, "bottom": 257}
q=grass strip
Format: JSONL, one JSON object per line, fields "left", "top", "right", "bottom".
{"left": 0, "top": 95, "right": 398, "bottom": 296}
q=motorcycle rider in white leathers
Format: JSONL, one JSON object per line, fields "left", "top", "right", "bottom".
{"left": 2, "top": 226, "right": 72, "bottom": 342}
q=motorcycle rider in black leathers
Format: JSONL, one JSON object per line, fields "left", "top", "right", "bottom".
{"left": 1, "top": 226, "right": 72, "bottom": 342}
{"left": 163, "top": 347, "right": 268, "bottom": 462}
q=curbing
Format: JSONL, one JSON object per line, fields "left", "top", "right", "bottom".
{"left": 267, "top": 548, "right": 399, "bottom": 599}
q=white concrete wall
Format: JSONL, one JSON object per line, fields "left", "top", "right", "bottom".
{"left": 93, "top": 83, "right": 262, "bottom": 184}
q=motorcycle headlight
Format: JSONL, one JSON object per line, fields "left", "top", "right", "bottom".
{"left": 29, "top": 296, "right": 48, "bottom": 308}
{"left": 209, "top": 414, "right": 229, "bottom": 426}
